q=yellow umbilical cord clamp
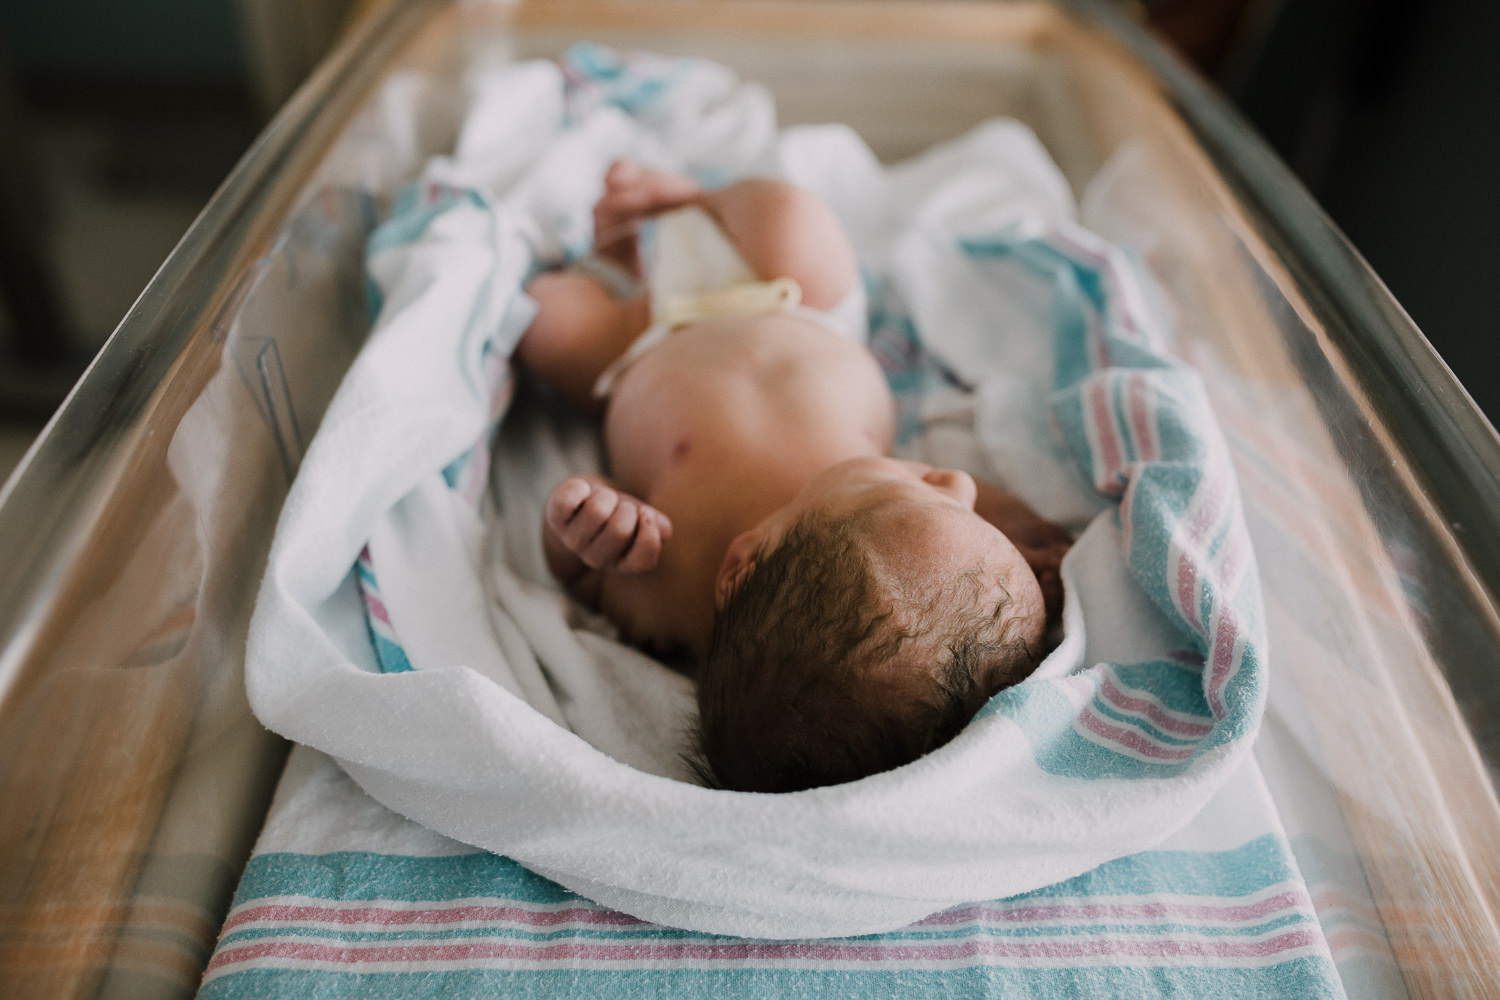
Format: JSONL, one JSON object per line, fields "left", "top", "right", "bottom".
{"left": 657, "top": 277, "right": 802, "bottom": 329}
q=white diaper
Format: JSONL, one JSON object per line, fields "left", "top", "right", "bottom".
{"left": 591, "top": 207, "right": 868, "bottom": 398}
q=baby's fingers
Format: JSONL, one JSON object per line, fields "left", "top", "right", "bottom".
{"left": 556, "top": 483, "right": 624, "bottom": 560}
{"left": 615, "top": 507, "right": 672, "bottom": 574}
{"left": 578, "top": 494, "right": 639, "bottom": 569}
{"left": 545, "top": 476, "right": 599, "bottom": 532}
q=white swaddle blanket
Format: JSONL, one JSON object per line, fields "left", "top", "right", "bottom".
{"left": 245, "top": 44, "right": 1266, "bottom": 939}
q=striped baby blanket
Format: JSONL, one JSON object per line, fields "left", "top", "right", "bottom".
{"left": 200, "top": 744, "right": 1383, "bottom": 997}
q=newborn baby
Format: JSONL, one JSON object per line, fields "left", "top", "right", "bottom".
{"left": 520, "top": 161, "right": 1071, "bottom": 792}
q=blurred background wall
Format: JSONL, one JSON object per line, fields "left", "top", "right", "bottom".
{"left": 0, "top": 0, "right": 353, "bottom": 437}
{"left": 0, "top": 0, "right": 1495, "bottom": 475}
{"left": 1151, "top": 0, "right": 1500, "bottom": 422}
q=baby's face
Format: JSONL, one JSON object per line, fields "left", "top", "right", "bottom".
{"left": 718, "top": 457, "right": 1046, "bottom": 642}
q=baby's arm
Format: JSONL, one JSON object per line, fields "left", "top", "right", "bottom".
{"left": 543, "top": 475, "right": 673, "bottom": 605}
{"left": 520, "top": 163, "right": 860, "bottom": 412}
{"left": 519, "top": 274, "right": 648, "bottom": 414}
{"left": 596, "top": 160, "right": 860, "bottom": 311}
{"left": 974, "top": 480, "right": 1073, "bottom": 625}
{"left": 693, "top": 178, "right": 859, "bottom": 311}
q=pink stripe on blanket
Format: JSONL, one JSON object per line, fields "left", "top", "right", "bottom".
{"left": 922, "top": 889, "right": 1308, "bottom": 927}
{"left": 1087, "top": 379, "right": 1126, "bottom": 495}
{"left": 1127, "top": 375, "right": 1157, "bottom": 464}
{"left": 1098, "top": 675, "right": 1214, "bottom": 738}
{"left": 360, "top": 590, "right": 393, "bottom": 629}
{"left": 1205, "top": 608, "right": 1241, "bottom": 719}
{"left": 1173, "top": 553, "right": 1202, "bottom": 633}
{"left": 208, "top": 929, "right": 1324, "bottom": 970}
{"left": 227, "top": 889, "right": 1309, "bottom": 938}
{"left": 224, "top": 902, "right": 641, "bottom": 932}
{"left": 1078, "top": 708, "right": 1197, "bottom": 761}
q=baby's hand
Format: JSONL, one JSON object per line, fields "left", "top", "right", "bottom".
{"left": 545, "top": 476, "right": 673, "bottom": 575}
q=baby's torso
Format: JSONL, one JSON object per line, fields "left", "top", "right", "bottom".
{"left": 596, "top": 314, "right": 895, "bottom": 656}
{"left": 603, "top": 313, "right": 893, "bottom": 501}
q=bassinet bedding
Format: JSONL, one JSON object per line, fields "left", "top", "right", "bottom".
{"left": 199, "top": 742, "right": 1386, "bottom": 999}
{"left": 214, "top": 39, "right": 1378, "bottom": 989}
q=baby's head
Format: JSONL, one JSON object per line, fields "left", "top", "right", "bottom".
{"left": 695, "top": 458, "right": 1047, "bottom": 793}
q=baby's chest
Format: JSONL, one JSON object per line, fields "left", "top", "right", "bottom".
{"left": 601, "top": 327, "right": 894, "bottom": 493}
{"left": 602, "top": 364, "right": 755, "bottom": 494}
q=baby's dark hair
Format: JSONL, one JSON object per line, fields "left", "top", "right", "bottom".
{"left": 693, "top": 509, "right": 1041, "bottom": 793}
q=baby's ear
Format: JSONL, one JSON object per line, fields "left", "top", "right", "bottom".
{"left": 714, "top": 528, "right": 765, "bottom": 609}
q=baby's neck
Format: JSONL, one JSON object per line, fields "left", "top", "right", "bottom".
{"left": 719, "top": 432, "right": 882, "bottom": 523}
{"left": 653, "top": 431, "right": 886, "bottom": 658}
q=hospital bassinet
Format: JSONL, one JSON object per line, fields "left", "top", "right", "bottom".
{"left": 2, "top": 0, "right": 1498, "bottom": 997}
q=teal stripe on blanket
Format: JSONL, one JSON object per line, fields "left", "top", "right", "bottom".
{"left": 227, "top": 851, "right": 562, "bottom": 904}
{"left": 200, "top": 836, "right": 1345, "bottom": 998}
{"left": 367, "top": 630, "right": 413, "bottom": 674}
{"left": 201, "top": 962, "right": 1342, "bottom": 1000}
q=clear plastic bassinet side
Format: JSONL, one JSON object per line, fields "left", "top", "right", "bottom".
{"left": 0, "top": 0, "right": 462, "bottom": 995}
